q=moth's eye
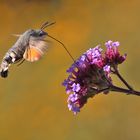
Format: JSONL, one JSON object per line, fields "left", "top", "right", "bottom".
{"left": 39, "top": 30, "right": 47, "bottom": 36}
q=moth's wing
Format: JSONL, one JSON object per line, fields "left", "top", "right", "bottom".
{"left": 12, "top": 34, "right": 22, "bottom": 37}
{"left": 23, "top": 39, "right": 49, "bottom": 62}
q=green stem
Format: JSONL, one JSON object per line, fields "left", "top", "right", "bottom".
{"left": 113, "top": 66, "right": 133, "bottom": 90}
{"left": 111, "top": 85, "right": 140, "bottom": 96}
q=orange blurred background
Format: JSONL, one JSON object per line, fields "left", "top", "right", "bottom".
{"left": 0, "top": 0, "right": 140, "bottom": 140}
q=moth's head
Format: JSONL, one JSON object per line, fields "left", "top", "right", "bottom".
{"left": 27, "top": 22, "right": 56, "bottom": 40}
{"left": 30, "top": 29, "right": 48, "bottom": 39}
{"left": 29, "top": 22, "right": 56, "bottom": 39}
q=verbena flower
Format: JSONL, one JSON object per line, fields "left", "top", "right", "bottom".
{"left": 63, "top": 40, "right": 126, "bottom": 114}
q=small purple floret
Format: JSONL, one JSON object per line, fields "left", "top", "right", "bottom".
{"left": 103, "top": 65, "right": 111, "bottom": 73}
{"left": 72, "top": 83, "right": 81, "bottom": 92}
{"left": 67, "top": 93, "right": 80, "bottom": 114}
{"left": 112, "top": 41, "right": 120, "bottom": 47}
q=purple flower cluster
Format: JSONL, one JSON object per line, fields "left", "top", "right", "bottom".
{"left": 63, "top": 40, "right": 126, "bottom": 114}
{"left": 105, "top": 40, "right": 126, "bottom": 65}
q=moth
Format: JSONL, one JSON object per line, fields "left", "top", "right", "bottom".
{"left": 0, "top": 21, "right": 74, "bottom": 78}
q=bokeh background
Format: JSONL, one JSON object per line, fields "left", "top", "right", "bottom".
{"left": 0, "top": 0, "right": 140, "bottom": 140}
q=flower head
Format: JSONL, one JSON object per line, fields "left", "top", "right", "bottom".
{"left": 63, "top": 40, "right": 126, "bottom": 114}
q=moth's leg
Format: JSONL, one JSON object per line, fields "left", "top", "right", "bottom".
{"left": 17, "top": 59, "right": 25, "bottom": 66}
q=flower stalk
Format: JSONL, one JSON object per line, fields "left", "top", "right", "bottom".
{"left": 112, "top": 66, "right": 133, "bottom": 90}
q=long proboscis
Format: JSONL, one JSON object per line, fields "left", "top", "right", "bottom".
{"left": 47, "top": 34, "right": 75, "bottom": 62}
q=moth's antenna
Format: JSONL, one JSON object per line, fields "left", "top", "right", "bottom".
{"left": 40, "top": 21, "right": 49, "bottom": 29}
{"left": 41, "top": 21, "right": 56, "bottom": 30}
{"left": 47, "top": 34, "right": 75, "bottom": 62}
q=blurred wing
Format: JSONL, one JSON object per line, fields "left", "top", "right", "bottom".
{"left": 23, "top": 39, "right": 48, "bottom": 62}
{"left": 12, "top": 34, "right": 22, "bottom": 37}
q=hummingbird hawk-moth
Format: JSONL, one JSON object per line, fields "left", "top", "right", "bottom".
{"left": 0, "top": 21, "right": 74, "bottom": 78}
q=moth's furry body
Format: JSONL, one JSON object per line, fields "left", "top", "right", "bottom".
{"left": 0, "top": 21, "right": 73, "bottom": 78}
{"left": 0, "top": 29, "right": 48, "bottom": 78}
